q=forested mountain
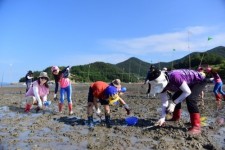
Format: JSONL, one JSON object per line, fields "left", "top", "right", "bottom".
{"left": 19, "top": 46, "right": 225, "bottom": 82}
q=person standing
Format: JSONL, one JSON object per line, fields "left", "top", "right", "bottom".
{"left": 148, "top": 68, "right": 207, "bottom": 135}
{"left": 51, "top": 66, "right": 73, "bottom": 115}
{"left": 206, "top": 67, "right": 225, "bottom": 109}
{"left": 24, "top": 72, "right": 50, "bottom": 113}
{"left": 142, "top": 66, "right": 154, "bottom": 97}
{"left": 25, "top": 70, "right": 34, "bottom": 92}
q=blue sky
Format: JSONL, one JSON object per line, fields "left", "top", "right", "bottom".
{"left": 1, "top": 0, "right": 225, "bottom": 83}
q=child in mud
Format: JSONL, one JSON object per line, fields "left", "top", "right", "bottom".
{"left": 206, "top": 67, "right": 225, "bottom": 110}
{"left": 87, "top": 79, "right": 131, "bottom": 129}
{"left": 51, "top": 66, "right": 73, "bottom": 115}
{"left": 148, "top": 68, "right": 207, "bottom": 135}
{"left": 24, "top": 72, "right": 50, "bottom": 113}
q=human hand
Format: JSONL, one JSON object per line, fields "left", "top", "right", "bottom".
{"left": 124, "top": 104, "right": 131, "bottom": 115}
{"left": 167, "top": 102, "right": 176, "bottom": 113}
{"left": 66, "top": 66, "right": 70, "bottom": 70}
{"left": 38, "top": 103, "right": 43, "bottom": 109}
{"left": 96, "top": 108, "right": 101, "bottom": 115}
{"left": 156, "top": 118, "right": 165, "bottom": 126}
{"left": 125, "top": 108, "right": 131, "bottom": 115}
{"left": 209, "top": 78, "right": 214, "bottom": 81}
{"left": 54, "top": 94, "right": 58, "bottom": 101}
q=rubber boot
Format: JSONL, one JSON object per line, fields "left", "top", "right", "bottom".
{"left": 105, "top": 115, "right": 112, "bottom": 128}
{"left": 88, "top": 116, "right": 94, "bottom": 129}
{"left": 188, "top": 113, "right": 201, "bottom": 135}
{"left": 215, "top": 94, "right": 222, "bottom": 110}
{"left": 58, "top": 103, "right": 63, "bottom": 113}
{"left": 167, "top": 109, "right": 181, "bottom": 121}
{"left": 24, "top": 104, "right": 32, "bottom": 112}
{"left": 68, "top": 103, "right": 73, "bottom": 115}
{"left": 215, "top": 94, "right": 222, "bottom": 101}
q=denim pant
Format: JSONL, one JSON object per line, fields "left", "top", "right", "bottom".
{"left": 60, "top": 84, "right": 72, "bottom": 103}
{"left": 213, "top": 82, "right": 225, "bottom": 95}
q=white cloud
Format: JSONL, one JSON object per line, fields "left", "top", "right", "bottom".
{"left": 101, "top": 25, "right": 225, "bottom": 55}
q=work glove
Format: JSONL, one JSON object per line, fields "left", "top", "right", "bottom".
{"left": 124, "top": 104, "right": 131, "bottom": 115}
{"left": 167, "top": 101, "right": 176, "bottom": 113}
{"left": 54, "top": 94, "right": 58, "bottom": 101}
{"left": 96, "top": 108, "right": 101, "bottom": 115}
{"left": 156, "top": 118, "right": 165, "bottom": 126}
{"left": 37, "top": 98, "right": 43, "bottom": 108}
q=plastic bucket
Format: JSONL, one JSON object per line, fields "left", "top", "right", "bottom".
{"left": 125, "top": 116, "right": 138, "bottom": 126}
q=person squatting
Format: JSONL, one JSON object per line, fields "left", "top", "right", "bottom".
{"left": 24, "top": 72, "right": 50, "bottom": 113}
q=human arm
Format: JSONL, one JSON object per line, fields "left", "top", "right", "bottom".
{"left": 144, "top": 71, "right": 151, "bottom": 84}
{"left": 27, "top": 75, "right": 33, "bottom": 79}
{"left": 119, "top": 97, "right": 131, "bottom": 115}
{"left": 33, "top": 84, "right": 43, "bottom": 108}
{"left": 62, "top": 66, "right": 70, "bottom": 78}
{"left": 156, "top": 92, "right": 169, "bottom": 126}
{"left": 54, "top": 78, "right": 59, "bottom": 100}
{"left": 167, "top": 81, "right": 191, "bottom": 113}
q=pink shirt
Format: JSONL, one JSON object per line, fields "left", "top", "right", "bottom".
{"left": 26, "top": 81, "right": 49, "bottom": 97}
{"left": 59, "top": 78, "right": 71, "bottom": 88}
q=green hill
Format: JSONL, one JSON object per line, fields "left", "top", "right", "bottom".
{"left": 69, "top": 62, "right": 138, "bottom": 82}
{"left": 19, "top": 46, "right": 225, "bottom": 82}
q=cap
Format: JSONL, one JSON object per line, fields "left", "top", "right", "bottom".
{"left": 51, "top": 66, "right": 59, "bottom": 72}
{"left": 28, "top": 70, "right": 33, "bottom": 74}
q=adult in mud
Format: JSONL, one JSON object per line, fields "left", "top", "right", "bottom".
{"left": 144, "top": 67, "right": 151, "bottom": 97}
{"left": 25, "top": 70, "right": 34, "bottom": 92}
{"left": 51, "top": 66, "right": 73, "bottom": 115}
{"left": 24, "top": 72, "right": 50, "bottom": 113}
{"left": 148, "top": 67, "right": 207, "bottom": 135}
{"left": 87, "top": 79, "right": 131, "bottom": 129}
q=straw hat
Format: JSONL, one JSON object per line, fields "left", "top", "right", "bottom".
{"left": 38, "top": 72, "right": 49, "bottom": 80}
{"left": 111, "top": 79, "right": 121, "bottom": 88}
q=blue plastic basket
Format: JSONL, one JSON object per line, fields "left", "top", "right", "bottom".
{"left": 125, "top": 116, "right": 138, "bottom": 126}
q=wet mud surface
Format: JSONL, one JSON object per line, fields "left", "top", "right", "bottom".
{"left": 0, "top": 83, "right": 224, "bottom": 150}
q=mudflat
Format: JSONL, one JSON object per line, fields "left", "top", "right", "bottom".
{"left": 0, "top": 83, "right": 224, "bottom": 150}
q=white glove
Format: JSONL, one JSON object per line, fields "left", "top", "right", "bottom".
{"left": 167, "top": 102, "right": 176, "bottom": 113}
{"left": 96, "top": 108, "right": 101, "bottom": 115}
{"left": 37, "top": 98, "right": 43, "bottom": 108}
{"left": 209, "top": 78, "right": 214, "bottom": 81}
{"left": 156, "top": 118, "right": 165, "bottom": 126}
{"left": 54, "top": 94, "right": 58, "bottom": 101}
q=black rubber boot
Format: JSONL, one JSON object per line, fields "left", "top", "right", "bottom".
{"left": 88, "top": 116, "right": 94, "bottom": 129}
{"left": 105, "top": 115, "right": 112, "bottom": 128}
